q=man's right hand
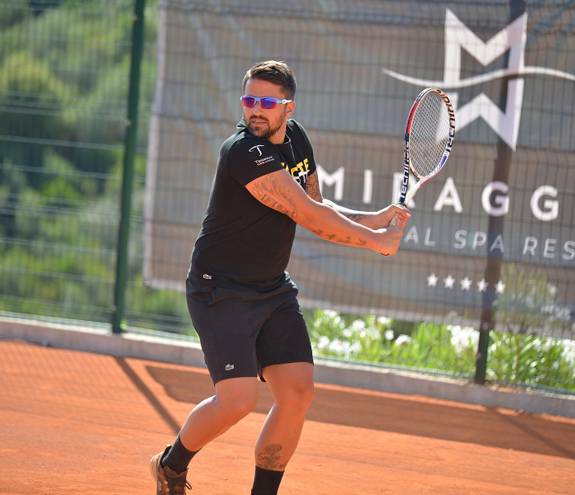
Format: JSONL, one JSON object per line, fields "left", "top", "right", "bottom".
{"left": 371, "top": 225, "right": 404, "bottom": 257}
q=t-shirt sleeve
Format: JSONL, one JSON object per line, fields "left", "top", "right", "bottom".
{"left": 227, "top": 138, "right": 285, "bottom": 186}
{"left": 292, "top": 120, "right": 317, "bottom": 175}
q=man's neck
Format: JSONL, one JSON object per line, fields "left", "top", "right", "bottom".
{"left": 267, "top": 123, "right": 287, "bottom": 145}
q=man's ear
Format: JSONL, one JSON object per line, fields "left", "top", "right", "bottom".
{"left": 287, "top": 100, "right": 296, "bottom": 118}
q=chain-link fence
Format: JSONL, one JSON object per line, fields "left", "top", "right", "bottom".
{"left": 0, "top": 0, "right": 573, "bottom": 393}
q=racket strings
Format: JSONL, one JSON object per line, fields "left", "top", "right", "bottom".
{"left": 409, "top": 93, "right": 451, "bottom": 178}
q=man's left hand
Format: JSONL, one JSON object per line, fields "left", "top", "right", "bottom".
{"left": 369, "top": 204, "right": 411, "bottom": 230}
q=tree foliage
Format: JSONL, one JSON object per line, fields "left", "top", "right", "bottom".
{"left": 0, "top": 0, "right": 182, "bottom": 331}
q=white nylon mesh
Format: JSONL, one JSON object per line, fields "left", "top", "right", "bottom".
{"left": 409, "top": 92, "right": 451, "bottom": 178}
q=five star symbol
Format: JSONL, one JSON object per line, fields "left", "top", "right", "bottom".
{"left": 426, "top": 274, "right": 505, "bottom": 294}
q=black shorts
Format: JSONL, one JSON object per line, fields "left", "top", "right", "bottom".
{"left": 186, "top": 274, "right": 314, "bottom": 384}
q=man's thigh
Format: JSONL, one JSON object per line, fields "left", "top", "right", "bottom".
{"left": 187, "top": 293, "right": 261, "bottom": 384}
{"left": 256, "top": 292, "right": 314, "bottom": 373}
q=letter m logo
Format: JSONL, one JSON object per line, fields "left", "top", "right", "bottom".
{"left": 444, "top": 9, "right": 527, "bottom": 149}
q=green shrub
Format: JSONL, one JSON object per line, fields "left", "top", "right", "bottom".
{"left": 305, "top": 309, "right": 575, "bottom": 392}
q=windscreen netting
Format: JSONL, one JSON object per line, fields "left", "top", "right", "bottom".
{"left": 145, "top": 0, "right": 575, "bottom": 340}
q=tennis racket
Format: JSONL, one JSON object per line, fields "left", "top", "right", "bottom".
{"left": 397, "top": 87, "right": 455, "bottom": 206}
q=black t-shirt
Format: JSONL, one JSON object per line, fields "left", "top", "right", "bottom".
{"left": 190, "top": 119, "right": 317, "bottom": 290}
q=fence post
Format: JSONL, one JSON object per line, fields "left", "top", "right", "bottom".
{"left": 474, "top": 321, "right": 492, "bottom": 384}
{"left": 474, "top": 0, "right": 525, "bottom": 383}
{"left": 111, "top": 0, "right": 146, "bottom": 334}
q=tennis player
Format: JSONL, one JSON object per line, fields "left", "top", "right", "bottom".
{"left": 150, "top": 60, "right": 410, "bottom": 495}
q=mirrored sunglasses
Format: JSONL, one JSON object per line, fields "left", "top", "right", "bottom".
{"left": 240, "top": 95, "right": 293, "bottom": 110}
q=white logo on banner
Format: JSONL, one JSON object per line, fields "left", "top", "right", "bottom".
{"left": 383, "top": 9, "right": 575, "bottom": 149}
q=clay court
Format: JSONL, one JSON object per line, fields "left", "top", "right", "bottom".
{"left": 1, "top": 339, "right": 574, "bottom": 495}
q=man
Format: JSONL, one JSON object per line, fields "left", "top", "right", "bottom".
{"left": 150, "top": 60, "right": 410, "bottom": 495}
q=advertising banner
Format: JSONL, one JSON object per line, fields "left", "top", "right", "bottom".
{"left": 145, "top": 0, "right": 575, "bottom": 337}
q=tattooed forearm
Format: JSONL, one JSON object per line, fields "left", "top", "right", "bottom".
{"left": 247, "top": 171, "right": 374, "bottom": 250}
{"left": 250, "top": 176, "right": 299, "bottom": 220}
{"left": 323, "top": 199, "right": 372, "bottom": 223}
{"left": 310, "top": 228, "right": 368, "bottom": 247}
{"left": 307, "top": 174, "right": 373, "bottom": 223}
{"left": 305, "top": 171, "right": 323, "bottom": 202}
{"left": 344, "top": 212, "right": 369, "bottom": 222}
{"left": 256, "top": 444, "right": 286, "bottom": 470}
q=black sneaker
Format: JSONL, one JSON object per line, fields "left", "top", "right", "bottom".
{"left": 150, "top": 445, "right": 192, "bottom": 494}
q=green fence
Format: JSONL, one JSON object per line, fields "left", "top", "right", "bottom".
{"left": 0, "top": 0, "right": 190, "bottom": 330}
{"left": 0, "top": 0, "right": 573, "bottom": 394}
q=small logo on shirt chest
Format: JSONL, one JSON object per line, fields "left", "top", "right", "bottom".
{"left": 248, "top": 145, "right": 265, "bottom": 157}
{"left": 254, "top": 156, "right": 275, "bottom": 166}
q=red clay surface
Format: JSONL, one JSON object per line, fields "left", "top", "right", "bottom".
{"left": 0, "top": 339, "right": 574, "bottom": 494}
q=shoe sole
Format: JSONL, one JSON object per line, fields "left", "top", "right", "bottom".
{"left": 149, "top": 449, "right": 191, "bottom": 493}
{"left": 150, "top": 452, "right": 161, "bottom": 483}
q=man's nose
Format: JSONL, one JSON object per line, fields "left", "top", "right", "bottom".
{"left": 247, "top": 104, "right": 265, "bottom": 116}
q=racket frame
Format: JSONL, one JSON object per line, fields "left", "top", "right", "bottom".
{"left": 398, "top": 87, "right": 456, "bottom": 205}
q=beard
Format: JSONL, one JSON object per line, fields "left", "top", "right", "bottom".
{"left": 245, "top": 111, "right": 286, "bottom": 139}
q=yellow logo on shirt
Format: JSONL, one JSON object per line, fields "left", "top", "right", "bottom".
{"left": 280, "top": 158, "right": 310, "bottom": 188}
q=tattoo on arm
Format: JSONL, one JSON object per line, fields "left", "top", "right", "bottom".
{"left": 307, "top": 173, "right": 371, "bottom": 223}
{"left": 344, "top": 212, "right": 367, "bottom": 222}
{"left": 323, "top": 199, "right": 371, "bottom": 223}
{"left": 305, "top": 171, "right": 323, "bottom": 202}
{"left": 248, "top": 174, "right": 299, "bottom": 220}
{"left": 309, "top": 227, "right": 368, "bottom": 247}
{"left": 247, "top": 171, "right": 372, "bottom": 249}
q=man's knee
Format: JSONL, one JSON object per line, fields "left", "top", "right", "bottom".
{"left": 215, "top": 378, "right": 258, "bottom": 423}
{"left": 277, "top": 378, "right": 315, "bottom": 412}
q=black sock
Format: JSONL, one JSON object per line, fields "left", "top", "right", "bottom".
{"left": 161, "top": 436, "right": 198, "bottom": 474}
{"left": 251, "top": 466, "right": 285, "bottom": 495}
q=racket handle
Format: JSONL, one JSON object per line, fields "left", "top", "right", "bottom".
{"left": 398, "top": 189, "right": 407, "bottom": 206}
{"left": 398, "top": 190, "right": 407, "bottom": 206}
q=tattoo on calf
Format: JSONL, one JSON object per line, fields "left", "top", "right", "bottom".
{"left": 256, "top": 444, "right": 286, "bottom": 470}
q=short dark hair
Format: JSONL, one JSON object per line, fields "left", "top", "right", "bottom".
{"left": 242, "top": 60, "right": 296, "bottom": 99}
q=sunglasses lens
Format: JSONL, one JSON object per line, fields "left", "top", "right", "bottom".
{"left": 260, "top": 98, "right": 277, "bottom": 110}
{"left": 242, "top": 96, "right": 256, "bottom": 108}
